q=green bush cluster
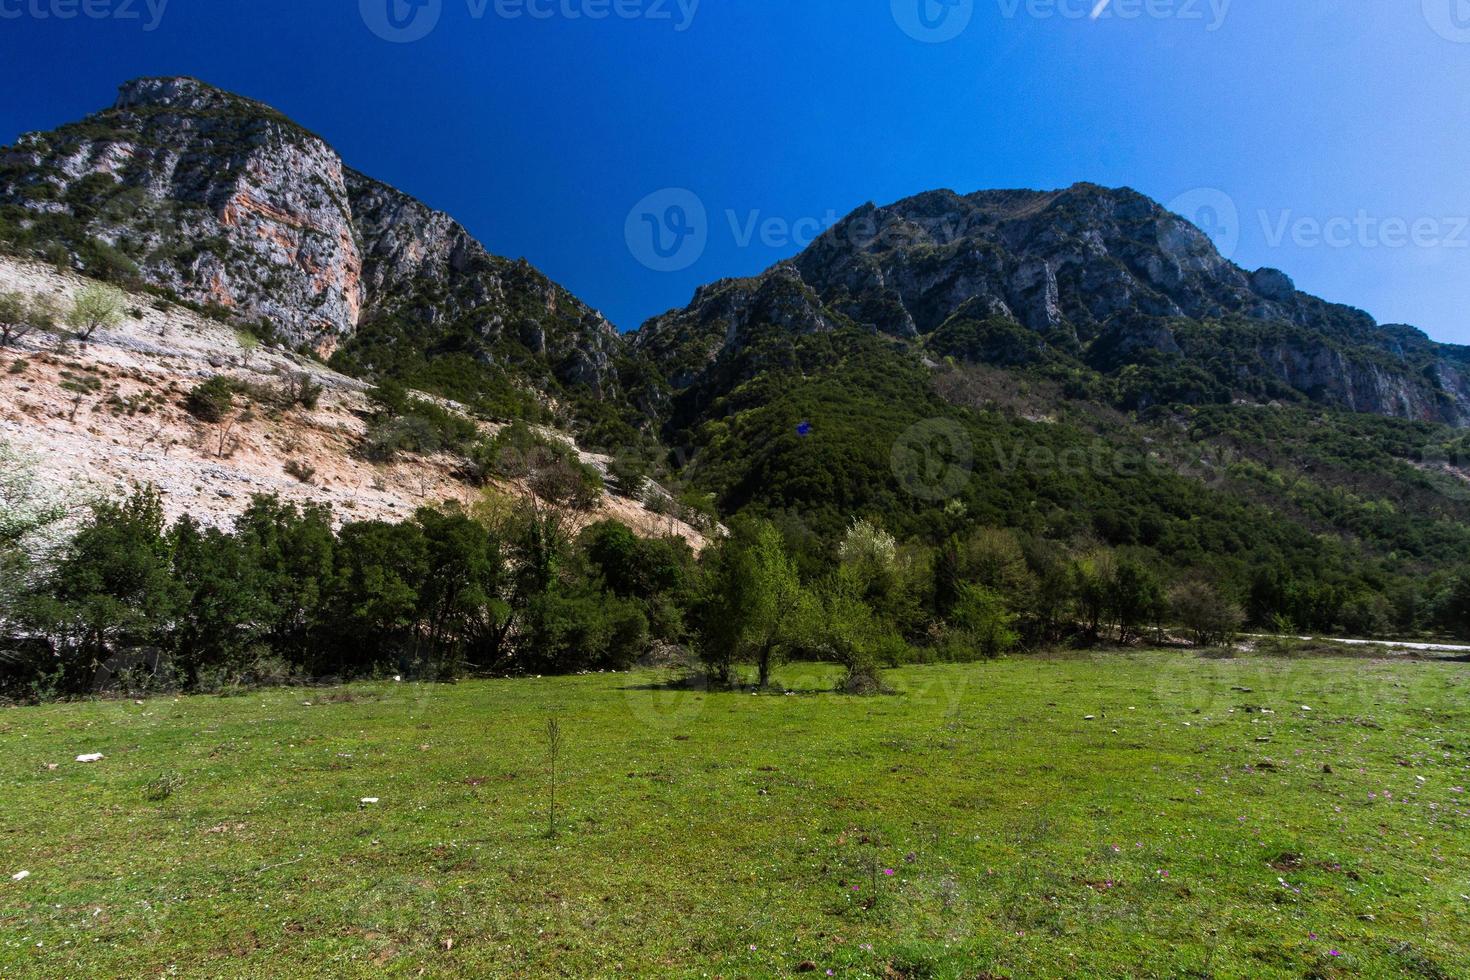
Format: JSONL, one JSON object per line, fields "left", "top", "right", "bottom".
{"left": 0, "top": 489, "right": 696, "bottom": 700}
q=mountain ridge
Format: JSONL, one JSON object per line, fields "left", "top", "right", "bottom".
{"left": 0, "top": 76, "right": 630, "bottom": 424}
{"left": 635, "top": 180, "right": 1470, "bottom": 428}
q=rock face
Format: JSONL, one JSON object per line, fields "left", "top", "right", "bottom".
{"left": 4, "top": 80, "right": 1467, "bottom": 430}
{"left": 636, "top": 183, "right": 1470, "bottom": 427}
{"left": 0, "top": 76, "right": 620, "bottom": 392}
{"left": 632, "top": 265, "right": 842, "bottom": 390}
{"left": 0, "top": 254, "right": 709, "bottom": 548}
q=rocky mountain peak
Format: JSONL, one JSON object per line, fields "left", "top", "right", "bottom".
{"left": 114, "top": 76, "right": 268, "bottom": 114}
{"left": 637, "top": 182, "right": 1470, "bottom": 427}
{"left": 0, "top": 77, "right": 624, "bottom": 404}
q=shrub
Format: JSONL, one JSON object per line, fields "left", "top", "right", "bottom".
{"left": 283, "top": 459, "right": 317, "bottom": 484}
{"left": 185, "top": 376, "right": 237, "bottom": 423}
{"left": 836, "top": 663, "right": 890, "bottom": 696}
{"left": 361, "top": 391, "right": 478, "bottom": 463}
{"left": 607, "top": 454, "right": 649, "bottom": 499}
{"left": 281, "top": 372, "right": 323, "bottom": 410}
{"left": 527, "top": 454, "right": 603, "bottom": 512}
{"left": 0, "top": 291, "right": 58, "bottom": 347}
{"left": 471, "top": 423, "right": 604, "bottom": 510}
{"left": 950, "top": 584, "right": 1019, "bottom": 659}
{"left": 65, "top": 283, "right": 126, "bottom": 341}
{"left": 1170, "top": 579, "right": 1245, "bottom": 647}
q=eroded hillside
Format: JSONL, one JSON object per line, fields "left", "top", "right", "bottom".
{"left": 0, "top": 256, "right": 707, "bottom": 547}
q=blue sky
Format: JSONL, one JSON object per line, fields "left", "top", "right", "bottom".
{"left": 1, "top": 1, "right": 1468, "bottom": 343}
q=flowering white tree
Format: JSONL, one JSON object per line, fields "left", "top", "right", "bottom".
{"left": 837, "top": 518, "right": 897, "bottom": 575}
{"left": 0, "top": 441, "right": 70, "bottom": 622}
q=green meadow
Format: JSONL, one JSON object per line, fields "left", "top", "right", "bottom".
{"left": 3, "top": 652, "right": 1468, "bottom": 978}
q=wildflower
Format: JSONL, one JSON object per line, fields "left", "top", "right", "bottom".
{"left": 1329, "top": 950, "right": 1341, "bottom": 957}
{"left": 883, "top": 868, "right": 895, "bottom": 876}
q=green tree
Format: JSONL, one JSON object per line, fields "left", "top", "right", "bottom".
{"left": 1169, "top": 578, "right": 1244, "bottom": 647}
{"left": 1439, "top": 570, "right": 1470, "bottom": 640}
{"left": 951, "top": 584, "right": 1019, "bottom": 659}
{"left": 233, "top": 496, "right": 335, "bottom": 668}
{"left": 1108, "top": 558, "right": 1166, "bottom": 644}
{"left": 65, "top": 283, "right": 126, "bottom": 342}
{"left": 838, "top": 518, "right": 925, "bottom": 638}
{"left": 0, "top": 441, "right": 68, "bottom": 626}
{"left": 694, "top": 519, "right": 812, "bottom": 688}
{"left": 1071, "top": 550, "right": 1117, "bottom": 641}
{"left": 414, "top": 506, "right": 510, "bottom": 674}
{"left": 327, "top": 520, "right": 428, "bottom": 674}
{"left": 169, "top": 518, "right": 272, "bottom": 686}
{"left": 30, "top": 488, "right": 182, "bottom": 687}
{"left": 0, "top": 291, "right": 57, "bottom": 347}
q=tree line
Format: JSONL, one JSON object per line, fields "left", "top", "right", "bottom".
{"left": 6, "top": 456, "right": 1466, "bottom": 702}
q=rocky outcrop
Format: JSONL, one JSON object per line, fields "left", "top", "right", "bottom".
{"left": 632, "top": 264, "right": 843, "bottom": 390}
{"left": 635, "top": 182, "right": 1470, "bottom": 427}
{"left": 0, "top": 76, "right": 621, "bottom": 395}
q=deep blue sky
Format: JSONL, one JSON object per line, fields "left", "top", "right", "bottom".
{"left": 1, "top": 1, "right": 1468, "bottom": 343}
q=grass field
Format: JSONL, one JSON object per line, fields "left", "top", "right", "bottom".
{"left": 3, "top": 652, "right": 1469, "bottom": 978}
